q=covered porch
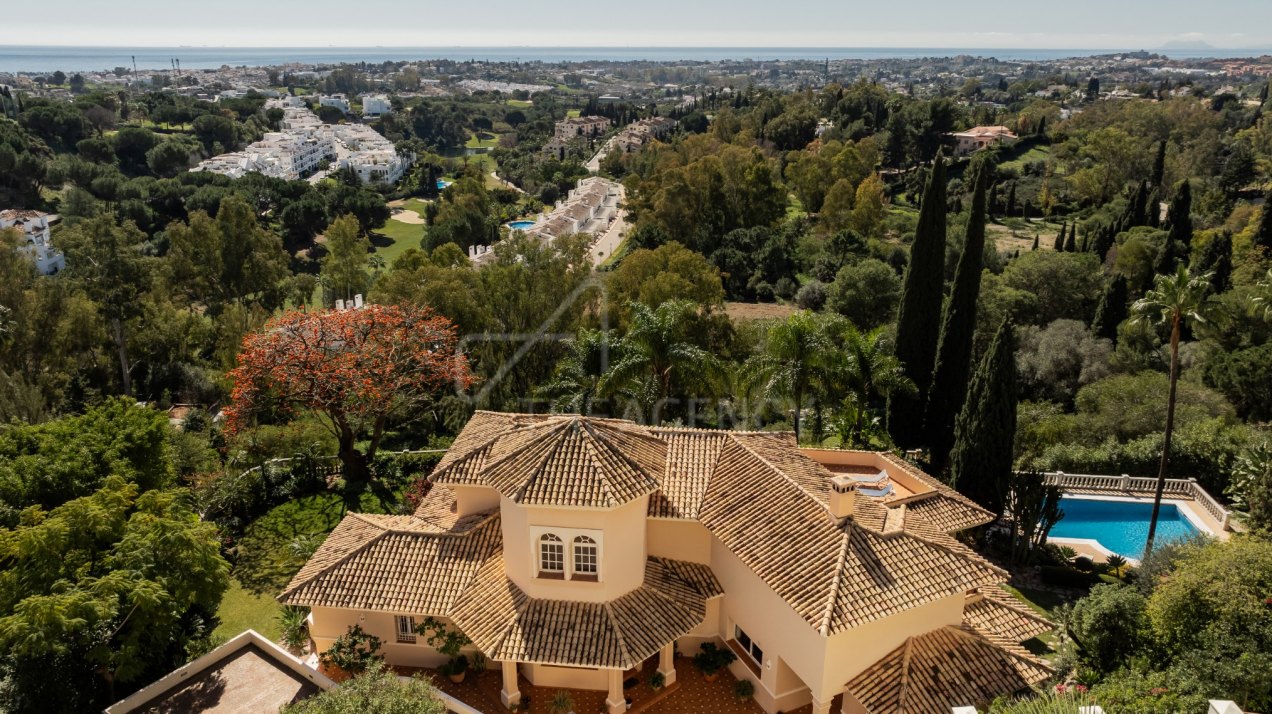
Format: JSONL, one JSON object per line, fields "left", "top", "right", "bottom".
{"left": 405, "top": 648, "right": 768, "bottom": 714}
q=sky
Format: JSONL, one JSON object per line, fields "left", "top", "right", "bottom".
{"left": 6, "top": 0, "right": 1272, "bottom": 49}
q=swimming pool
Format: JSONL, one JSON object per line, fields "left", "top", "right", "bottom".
{"left": 436, "top": 179, "right": 453, "bottom": 190}
{"left": 507, "top": 220, "right": 536, "bottom": 230}
{"left": 1049, "top": 496, "right": 1202, "bottom": 560}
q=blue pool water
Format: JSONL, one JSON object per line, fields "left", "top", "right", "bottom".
{"left": 436, "top": 179, "right": 453, "bottom": 190}
{"left": 508, "top": 220, "right": 536, "bottom": 230}
{"left": 1050, "top": 497, "right": 1201, "bottom": 560}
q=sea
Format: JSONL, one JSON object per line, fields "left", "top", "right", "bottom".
{"left": 1, "top": 45, "right": 1270, "bottom": 74}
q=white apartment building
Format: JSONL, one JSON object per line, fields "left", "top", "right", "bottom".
{"left": 319, "top": 94, "right": 350, "bottom": 114}
{"left": 192, "top": 104, "right": 410, "bottom": 185}
{"left": 362, "top": 95, "right": 392, "bottom": 117}
{"left": 0, "top": 210, "right": 65, "bottom": 275}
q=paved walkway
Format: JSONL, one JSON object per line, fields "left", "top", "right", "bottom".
{"left": 590, "top": 185, "right": 627, "bottom": 266}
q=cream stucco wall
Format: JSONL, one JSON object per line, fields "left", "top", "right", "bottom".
{"left": 308, "top": 607, "right": 478, "bottom": 669}
{"left": 452, "top": 484, "right": 500, "bottom": 517}
{"left": 646, "top": 518, "right": 713, "bottom": 564}
{"left": 501, "top": 494, "right": 649, "bottom": 602}
{"left": 522, "top": 663, "right": 610, "bottom": 690}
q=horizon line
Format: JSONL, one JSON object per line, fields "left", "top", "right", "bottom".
{"left": 4, "top": 43, "right": 1270, "bottom": 52}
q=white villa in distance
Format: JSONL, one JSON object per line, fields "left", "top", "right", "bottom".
{"left": 950, "top": 125, "right": 1019, "bottom": 155}
{"left": 283, "top": 412, "right": 1053, "bottom": 714}
{"left": 0, "top": 209, "right": 65, "bottom": 275}
{"left": 362, "top": 94, "right": 392, "bottom": 118}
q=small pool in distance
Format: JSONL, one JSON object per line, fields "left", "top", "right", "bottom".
{"left": 507, "top": 220, "right": 536, "bottom": 230}
{"left": 1049, "top": 497, "right": 1201, "bottom": 560}
{"left": 436, "top": 179, "right": 453, "bottom": 190}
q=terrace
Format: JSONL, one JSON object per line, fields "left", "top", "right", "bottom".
{"left": 408, "top": 655, "right": 767, "bottom": 714}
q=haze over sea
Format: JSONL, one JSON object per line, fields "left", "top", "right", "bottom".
{"left": 2, "top": 45, "right": 1270, "bottom": 73}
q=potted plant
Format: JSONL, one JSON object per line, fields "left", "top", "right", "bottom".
{"left": 417, "top": 617, "right": 473, "bottom": 683}
{"left": 692, "top": 642, "right": 736, "bottom": 682}
{"left": 277, "top": 605, "right": 310, "bottom": 656}
{"left": 648, "top": 671, "right": 665, "bottom": 690}
{"left": 735, "top": 679, "right": 755, "bottom": 701}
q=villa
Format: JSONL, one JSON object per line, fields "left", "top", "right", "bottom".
{"left": 283, "top": 412, "right": 1052, "bottom": 713}
{"left": 949, "top": 126, "right": 1019, "bottom": 155}
{"left": 0, "top": 209, "right": 65, "bottom": 275}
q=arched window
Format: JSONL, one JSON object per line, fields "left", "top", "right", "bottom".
{"left": 573, "top": 535, "right": 598, "bottom": 579}
{"left": 539, "top": 534, "right": 564, "bottom": 576}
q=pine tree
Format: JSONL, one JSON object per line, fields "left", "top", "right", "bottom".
{"left": 1254, "top": 189, "right": 1272, "bottom": 251}
{"left": 926, "top": 159, "right": 990, "bottom": 472}
{"left": 949, "top": 319, "right": 1018, "bottom": 514}
{"left": 1166, "top": 180, "right": 1193, "bottom": 251}
{"left": 887, "top": 155, "right": 948, "bottom": 447}
{"left": 1152, "top": 140, "right": 1167, "bottom": 187}
{"left": 1091, "top": 274, "right": 1129, "bottom": 343}
{"left": 1064, "top": 223, "right": 1077, "bottom": 252}
{"left": 1194, "top": 232, "right": 1233, "bottom": 294}
{"left": 1053, "top": 223, "right": 1066, "bottom": 252}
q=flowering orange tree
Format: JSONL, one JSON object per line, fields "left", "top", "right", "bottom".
{"left": 225, "top": 305, "right": 473, "bottom": 482}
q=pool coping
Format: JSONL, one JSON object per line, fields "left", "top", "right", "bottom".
{"left": 1047, "top": 494, "right": 1220, "bottom": 565}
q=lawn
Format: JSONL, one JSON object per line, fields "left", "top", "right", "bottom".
{"left": 506, "top": 99, "right": 533, "bottom": 108}
{"left": 370, "top": 216, "right": 426, "bottom": 267}
{"left": 214, "top": 577, "right": 282, "bottom": 642}
{"left": 999, "top": 144, "right": 1053, "bottom": 172}
{"left": 466, "top": 132, "right": 501, "bottom": 150}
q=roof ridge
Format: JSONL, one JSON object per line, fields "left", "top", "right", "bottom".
{"left": 879, "top": 451, "right": 993, "bottom": 516}
{"left": 979, "top": 588, "right": 1055, "bottom": 626}
{"left": 946, "top": 624, "right": 1053, "bottom": 671}
{"left": 581, "top": 421, "right": 660, "bottom": 503}
{"left": 513, "top": 424, "right": 572, "bottom": 503}
{"left": 578, "top": 423, "right": 627, "bottom": 508}
{"left": 897, "top": 633, "right": 915, "bottom": 710}
{"left": 726, "top": 432, "right": 834, "bottom": 521}
{"left": 818, "top": 528, "right": 853, "bottom": 636}
{"left": 479, "top": 420, "right": 569, "bottom": 485}
{"left": 603, "top": 600, "right": 635, "bottom": 668}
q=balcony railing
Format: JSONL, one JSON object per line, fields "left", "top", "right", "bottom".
{"left": 1040, "top": 471, "right": 1230, "bottom": 530}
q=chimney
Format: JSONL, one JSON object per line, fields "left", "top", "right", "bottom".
{"left": 828, "top": 474, "right": 857, "bottom": 520}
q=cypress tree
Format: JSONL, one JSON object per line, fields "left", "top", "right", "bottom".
{"left": 887, "top": 155, "right": 948, "bottom": 447}
{"left": 1079, "top": 232, "right": 1090, "bottom": 253}
{"left": 1194, "top": 232, "right": 1233, "bottom": 294}
{"left": 1006, "top": 183, "right": 1017, "bottom": 216}
{"left": 949, "top": 319, "right": 1018, "bottom": 514}
{"left": 1147, "top": 187, "right": 1162, "bottom": 228}
{"left": 1152, "top": 140, "right": 1167, "bottom": 187}
{"left": 1166, "top": 180, "right": 1193, "bottom": 251}
{"left": 926, "top": 159, "right": 990, "bottom": 472}
{"left": 1031, "top": 233, "right": 1039, "bottom": 251}
{"left": 1093, "top": 224, "right": 1115, "bottom": 262}
{"left": 1255, "top": 189, "right": 1272, "bottom": 251}
{"left": 1091, "top": 274, "right": 1129, "bottom": 343}
{"left": 1154, "top": 235, "right": 1180, "bottom": 276}
{"left": 1053, "top": 223, "right": 1066, "bottom": 252}
{"left": 1063, "top": 223, "right": 1077, "bottom": 252}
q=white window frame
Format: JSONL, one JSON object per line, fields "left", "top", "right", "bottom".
{"left": 530, "top": 526, "right": 604, "bottom": 581}
{"left": 396, "top": 615, "right": 417, "bottom": 644}
{"left": 572, "top": 535, "right": 599, "bottom": 580}
{"left": 538, "top": 533, "right": 566, "bottom": 577}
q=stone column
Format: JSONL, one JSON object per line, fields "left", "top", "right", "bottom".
{"left": 606, "top": 668, "right": 627, "bottom": 714}
{"left": 499, "top": 660, "right": 520, "bottom": 710}
{"left": 657, "top": 642, "right": 677, "bottom": 686}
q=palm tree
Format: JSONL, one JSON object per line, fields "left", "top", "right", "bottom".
{"left": 539, "top": 328, "right": 617, "bottom": 415}
{"left": 602, "top": 301, "right": 721, "bottom": 424}
{"left": 1253, "top": 269, "right": 1272, "bottom": 322}
{"left": 743, "top": 311, "right": 834, "bottom": 442}
{"left": 826, "top": 323, "right": 916, "bottom": 447}
{"left": 1130, "top": 265, "right": 1212, "bottom": 555}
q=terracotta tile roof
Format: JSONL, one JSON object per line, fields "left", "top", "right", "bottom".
{"left": 698, "top": 439, "right": 1004, "bottom": 635}
{"left": 844, "top": 625, "right": 1052, "bottom": 714}
{"left": 963, "top": 587, "right": 1054, "bottom": 644}
{"left": 449, "top": 556, "right": 720, "bottom": 670}
{"left": 279, "top": 514, "right": 501, "bottom": 612}
{"left": 877, "top": 452, "right": 995, "bottom": 532}
{"left": 433, "top": 415, "right": 665, "bottom": 508}
{"left": 648, "top": 429, "right": 729, "bottom": 518}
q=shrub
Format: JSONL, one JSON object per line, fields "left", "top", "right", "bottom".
{"left": 320, "top": 624, "right": 383, "bottom": 676}
{"left": 692, "top": 642, "right": 737, "bottom": 675}
{"left": 1066, "top": 584, "right": 1148, "bottom": 674}
{"left": 278, "top": 606, "right": 311, "bottom": 654}
{"left": 794, "top": 280, "right": 828, "bottom": 311}
{"left": 735, "top": 679, "right": 755, "bottom": 700}
{"left": 1039, "top": 565, "right": 1096, "bottom": 588}
{"left": 648, "top": 671, "right": 665, "bottom": 690}
{"left": 282, "top": 660, "right": 446, "bottom": 713}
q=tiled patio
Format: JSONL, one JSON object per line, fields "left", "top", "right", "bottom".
{"left": 404, "top": 656, "right": 769, "bottom": 714}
